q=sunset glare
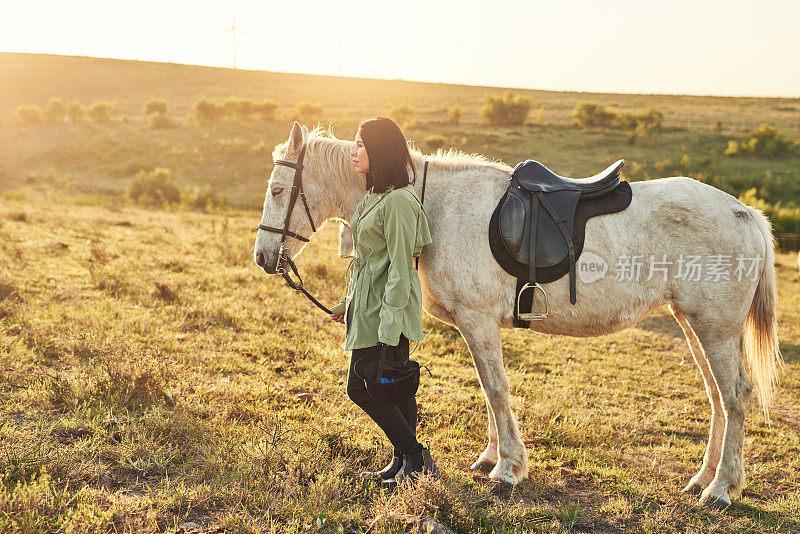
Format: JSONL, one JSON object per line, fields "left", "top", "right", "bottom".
{"left": 2, "top": 0, "right": 799, "bottom": 97}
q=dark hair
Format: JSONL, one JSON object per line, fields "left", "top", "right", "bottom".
{"left": 359, "top": 117, "right": 416, "bottom": 193}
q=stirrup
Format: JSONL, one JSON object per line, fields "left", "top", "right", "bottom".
{"left": 517, "top": 282, "right": 548, "bottom": 320}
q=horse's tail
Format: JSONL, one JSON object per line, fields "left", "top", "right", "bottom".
{"left": 743, "top": 207, "right": 783, "bottom": 419}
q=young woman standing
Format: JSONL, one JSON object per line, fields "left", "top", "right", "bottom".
{"left": 328, "top": 117, "right": 436, "bottom": 489}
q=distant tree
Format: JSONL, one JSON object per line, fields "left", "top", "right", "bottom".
{"left": 725, "top": 123, "right": 794, "bottom": 157}
{"left": 143, "top": 98, "right": 168, "bottom": 116}
{"left": 128, "top": 167, "right": 181, "bottom": 206}
{"left": 296, "top": 101, "right": 323, "bottom": 124}
{"left": 425, "top": 134, "right": 447, "bottom": 151}
{"left": 14, "top": 104, "right": 44, "bottom": 124}
{"left": 222, "top": 97, "right": 255, "bottom": 122}
{"left": 66, "top": 100, "right": 85, "bottom": 122}
{"left": 481, "top": 91, "right": 532, "bottom": 126}
{"left": 44, "top": 98, "right": 67, "bottom": 123}
{"left": 639, "top": 106, "right": 664, "bottom": 129}
{"left": 88, "top": 101, "right": 115, "bottom": 123}
{"left": 446, "top": 105, "right": 462, "bottom": 124}
{"left": 253, "top": 99, "right": 278, "bottom": 121}
{"left": 390, "top": 104, "right": 416, "bottom": 128}
{"left": 572, "top": 101, "right": 616, "bottom": 127}
{"left": 531, "top": 105, "right": 545, "bottom": 125}
{"left": 739, "top": 187, "right": 800, "bottom": 233}
{"left": 194, "top": 98, "right": 222, "bottom": 124}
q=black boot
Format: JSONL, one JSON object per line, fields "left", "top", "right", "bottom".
{"left": 381, "top": 445, "right": 438, "bottom": 491}
{"left": 360, "top": 452, "right": 403, "bottom": 483}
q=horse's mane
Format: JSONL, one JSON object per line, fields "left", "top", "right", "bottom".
{"left": 276, "top": 125, "right": 513, "bottom": 176}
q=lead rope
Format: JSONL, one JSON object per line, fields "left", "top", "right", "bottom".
{"left": 409, "top": 161, "right": 429, "bottom": 357}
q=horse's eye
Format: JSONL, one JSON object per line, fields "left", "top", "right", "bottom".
{"left": 272, "top": 186, "right": 284, "bottom": 196}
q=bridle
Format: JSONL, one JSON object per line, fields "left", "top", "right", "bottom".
{"left": 256, "top": 141, "right": 430, "bottom": 319}
{"left": 257, "top": 142, "right": 332, "bottom": 314}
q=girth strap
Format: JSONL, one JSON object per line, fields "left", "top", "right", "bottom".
{"left": 535, "top": 191, "right": 579, "bottom": 305}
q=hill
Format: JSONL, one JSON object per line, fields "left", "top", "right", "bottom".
{"left": 0, "top": 53, "right": 798, "bottom": 217}
{"left": 2, "top": 52, "right": 800, "bottom": 129}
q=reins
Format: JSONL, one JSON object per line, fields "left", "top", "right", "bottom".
{"left": 257, "top": 143, "right": 333, "bottom": 315}
{"left": 258, "top": 148, "right": 429, "bottom": 324}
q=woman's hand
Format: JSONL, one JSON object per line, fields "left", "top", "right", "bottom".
{"left": 330, "top": 313, "right": 345, "bottom": 324}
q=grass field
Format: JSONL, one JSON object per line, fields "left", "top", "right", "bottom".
{"left": 1, "top": 53, "right": 799, "bottom": 532}
{"left": 1, "top": 53, "right": 800, "bottom": 210}
{"left": 0, "top": 192, "right": 798, "bottom": 533}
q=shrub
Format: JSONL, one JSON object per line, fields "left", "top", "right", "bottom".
{"left": 294, "top": 101, "right": 323, "bottom": 124}
{"left": 222, "top": 97, "right": 255, "bottom": 122}
{"left": 254, "top": 99, "right": 278, "bottom": 121}
{"left": 725, "top": 124, "right": 795, "bottom": 157}
{"left": 531, "top": 105, "right": 545, "bottom": 125}
{"left": 724, "top": 140, "right": 741, "bottom": 156}
{"left": 739, "top": 188, "right": 800, "bottom": 233}
{"left": 44, "top": 98, "right": 67, "bottom": 123}
{"left": 88, "top": 101, "right": 114, "bottom": 123}
{"left": 146, "top": 112, "right": 176, "bottom": 129}
{"left": 572, "top": 101, "right": 616, "bottom": 127}
{"left": 481, "top": 91, "right": 532, "bottom": 127}
{"left": 66, "top": 101, "right": 85, "bottom": 122}
{"left": 14, "top": 105, "right": 44, "bottom": 124}
{"left": 446, "top": 105, "right": 462, "bottom": 124}
{"left": 390, "top": 104, "right": 416, "bottom": 128}
{"left": 143, "top": 97, "right": 168, "bottom": 116}
{"left": 425, "top": 135, "right": 447, "bottom": 151}
{"left": 194, "top": 98, "right": 222, "bottom": 123}
{"left": 638, "top": 106, "right": 664, "bottom": 129}
{"left": 128, "top": 168, "right": 181, "bottom": 206}
{"left": 184, "top": 185, "right": 228, "bottom": 210}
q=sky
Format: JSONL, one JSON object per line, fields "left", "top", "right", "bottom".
{"left": 1, "top": 0, "right": 799, "bottom": 98}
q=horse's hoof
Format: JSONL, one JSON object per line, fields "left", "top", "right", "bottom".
{"left": 488, "top": 464, "right": 519, "bottom": 487}
{"left": 681, "top": 483, "right": 702, "bottom": 495}
{"left": 700, "top": 496, "right": 730, "bottom": 511}
{"left": 470, "top": 458, "right": 496, "bottom": 475}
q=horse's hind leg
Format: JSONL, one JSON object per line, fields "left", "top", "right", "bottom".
{"left": 470, "top": 399, "right": 499, "bottom": 474}
{"left": 456, "top": 310, "right": 528, "bottom": 485}
{"left": 686, "top": 321, "right": 752, "bottom": 508}
{"left": 670, "top": 306, "right": 725, "bottom": 494}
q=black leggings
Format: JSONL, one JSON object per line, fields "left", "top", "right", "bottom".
{"left": 347, "top": 334, "right": 420, "bottom": 454}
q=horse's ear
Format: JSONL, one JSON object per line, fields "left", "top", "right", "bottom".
{"left": 288, "top": 121, "right": 303, "bottom": 154}
{"left": 301, "top": 124, "right": 309, "bottom": 142}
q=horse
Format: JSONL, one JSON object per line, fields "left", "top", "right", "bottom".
{"left": 254, "top": 122, "right": 783, "bottom": 509}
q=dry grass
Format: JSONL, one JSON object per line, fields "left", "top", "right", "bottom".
{"left": 0, "top": 51, "right": 799, "bottom": 532}
{"left": 0, "top": 194, "right": 798, "bottom": 532}
{"left": 3, "top": 53, "right": 800, "bottom": 132}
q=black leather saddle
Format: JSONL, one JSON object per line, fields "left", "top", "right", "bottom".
{"left": 488, "top": 159, "right": 629, "bottom": 327}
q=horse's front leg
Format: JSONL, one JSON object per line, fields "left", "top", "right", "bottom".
{"left": 470, "top": 399, "right": 498, "bottom": 474}
{"left": 456, "top": 311, "right": 528, "bottom": 485}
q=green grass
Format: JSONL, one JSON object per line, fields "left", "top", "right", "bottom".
{"left": 0, "top": 195, "right": 798, "bottom": 532}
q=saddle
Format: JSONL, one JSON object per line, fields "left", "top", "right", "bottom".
{"left": 488, "top": 159, "right": 632, "bottom": 327}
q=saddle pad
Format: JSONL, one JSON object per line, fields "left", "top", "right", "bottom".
{"left": 489, "top": 180, "right": 632, "bottom": 283}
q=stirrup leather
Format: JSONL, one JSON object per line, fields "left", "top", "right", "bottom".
{"left": 516, "top": 282, "right": 548, "bottom": 320}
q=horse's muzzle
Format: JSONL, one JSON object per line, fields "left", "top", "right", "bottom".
{"left": 255, "top": 252, "right": 276, "bottom": 274}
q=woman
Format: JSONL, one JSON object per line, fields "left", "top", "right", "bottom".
{"left": 328, "top": 117, "right": 436, "bottom": 489}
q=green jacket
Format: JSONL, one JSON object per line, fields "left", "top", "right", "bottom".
{"left": 330, "top": 184, "right": 433, "bottom": 350}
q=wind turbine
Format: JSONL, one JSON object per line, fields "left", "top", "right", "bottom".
{"left": 215, "top": 5, "right": 256, "bottom": 69}
{"left": 331, "top": 39, "right": 345, "bottom": 76}
{"left": 374, "top": 53, "right": 387, "bottom": 79}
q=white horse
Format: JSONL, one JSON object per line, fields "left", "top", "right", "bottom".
{"left": 254, "top": 123, "right": 783, "bottom": 509}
